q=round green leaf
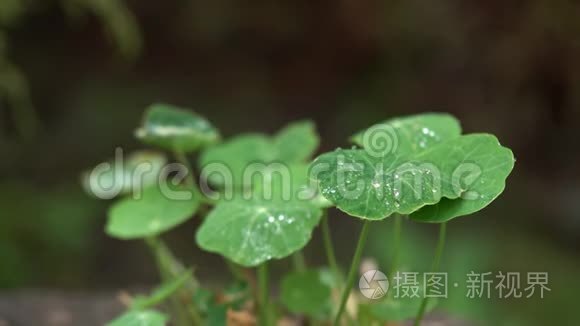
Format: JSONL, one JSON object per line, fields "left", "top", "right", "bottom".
{"left": 196, "top": 199, "right": 322, "bottom": 267}
{"left": 199, "top": 134, "right": 275, "bottom": 187}
{"left": 135, "top": 103, "right": 220, "bottom": 153}
{"left": 280, "top": 270, "right": 331, "bottom": 316}
{"left": 350, "top": 113, "right": 462, "bottom": 155}
{"left": 199, "top": 121, "right": 319, "bottom": 188}
{"left": 410, "top": 136, "right": 515, "bottom": 222}
{"left": 82, "top": 150, "right": 167, "bottom": 199}
{"left": 274, "top": 120, "right": 320, "bottom": 162}
{"left": 107, "top": 185, "right": 199, "bottom": 239}
{"left": 107, "top": 310, "right": 168, "bottom": 326}
{"left": 311, "top": 134, "right": 514, "bottom": 220}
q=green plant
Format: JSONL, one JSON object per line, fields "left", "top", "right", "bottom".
{"left": 84, "top": 105, "right": 514, "bottom": 325}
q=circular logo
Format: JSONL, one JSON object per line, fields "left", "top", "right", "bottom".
{"left": 362, "top": 124, "right": 399, "bottom": 158}
{"left": 359, "top": 269, "right": 389, "bottom": 299}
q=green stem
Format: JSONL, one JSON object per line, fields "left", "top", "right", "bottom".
{"left": 145, "top": 237, "right": 202, "bottom": 326}
{"left": 321, "top": 211, "right": 341, "bottom": 282}
{"left": 258, "top": 263, "right": 270, "bottom": 326}
{"left": 334, "top": 220, "right": 371, "bottom": 326}
{"left": 292, "top": 251, "right": 307, "bottom": 272}
{"left": 413, "top": 222, "right": 447, "bottom": 326}
{"left": 173, "top": 149, "right": 215, "bottom": 205}
{"left": 173, "top": 149, "right": 196, "bottom": 188}
{"left": 389, "top": 214, "right": 402, "bottom": 278}
{"left": 225, "top": 259, "right": 245, "bottom": 281}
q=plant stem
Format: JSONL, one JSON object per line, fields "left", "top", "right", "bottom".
{"left": 413, "top": 222, "right": 447, "bottom": 326}
{"left": 389, "top": 214, "right": 402, "bottom": 278}
{"left": 334, "top": 220, "right": 371, "bottom": 326}
{"left": 173, "top": 149, "right": 196, "bottom": 188}
{"left": 145, "top": 237, "right": 202, "bottom": 326}
{"left": 173, "top": 149, "right": 216, "bottom": 206}
{"left": 258, "top": 263, "right": 270, "bottom": 326}
{"left": 292, "top": 251, "right": 307, "bottom": 272}
{"left": 321, "top": 211, "right": 341, "bottom": 282}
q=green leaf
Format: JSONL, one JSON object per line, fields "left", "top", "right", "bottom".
{"left": 311, "top": 134, "right": 514, "bottom": 220}
{"left": 135, "top": 103, "right": 220, "bottom": 153}
{"left": 196, "top": 199, "right": 322, "bottom": 267}
{"left": 409, "top": 134, "right": 515, "bottom": 222}
{"left": 369, "top": 296, "right": 437, "bottom": 322}
{"left": 82, "top": 150, "right": 167, "bottom": 199}
{"left": 274, "top": 120, "right": 319, "bottom": 162}
{"left": 199, "top": 121, "right": 319, "bottom": 188}
{"left": 250, "top": 163, "right": 332, "bottom": 208}
{"left": 107, "top": 310, "right": 168, "bottom": 326}
{"left": 199, "top": 134, "right": 274, "bottom": 187}
{"left": 132, "top": 270, "right": 192, "bottom": 310}
{"left": 280, "top": 270, "right": 331, "bottom": 316}
{"left": 107, "top": 185, "right": 199, "bottom": 239}
{"left": 350, "top": 113, "right": 462, "bottom": 155}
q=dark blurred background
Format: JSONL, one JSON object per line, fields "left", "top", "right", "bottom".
{"left": 1, "top": 1, "right": 579, "bottom": 325}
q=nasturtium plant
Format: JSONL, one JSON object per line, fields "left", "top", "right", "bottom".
{"left": 309, "top": 112, "right": 515, "bottom": 324}
{"left": 83, "top": 106, "right": 514, "bottom": 326}
{"left": 135, "top": 103, "right": 220, "bottom": 153}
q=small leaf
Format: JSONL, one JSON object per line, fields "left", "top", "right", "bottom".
{"left": 280, "top": 270, "right": 331, "bottom": 316}
{"left": 196, "top": 199, "right": 322, "bottom": 267}
{"left": 82, "top": 150, "right": 167, "bottom": 199}
{"left": 199, "top": 121, "right": 319, "bottom": 188}
{"left": 274, "top": 120, "right": 319, "bottom": 162}
{"left": 350, "top": 113, "right": 461, "bottom": 155}
{"left": 369, "top": 296, "right": 437, "bottom": 322}
{"left": 107, "top": 310, "right": 168, "bottom": 326}
{"left": 199, "top": 134, "right": 274, "bottom": 187}
{"left": 135, "top": 103, "right": 219, "bottom": 153}
{"left": 107, "top": 185, "right": 199, "bottom": 239}
{"left": 312, "top": 134, "right": 514, "bottom": 220}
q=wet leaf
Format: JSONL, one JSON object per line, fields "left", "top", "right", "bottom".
{"left": 135, "top": 103, "right": 219, "bottom": 153}
{"left": 280, "top": 270, "right": 331, "bottom": 316}
{"left": 107, "top": 185, "right": 199, "bottom": 239}
{"left": 107, "top": 310, "right": 168, "bottom": 326}
{"left": 311, "top": 134, "right": 514, "bottom": 220}
{"left": 350, "top": 113, "right": 461, "bottom": 155}
{"left": 196, "top": 199, "right": 322, "bottom": 267}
